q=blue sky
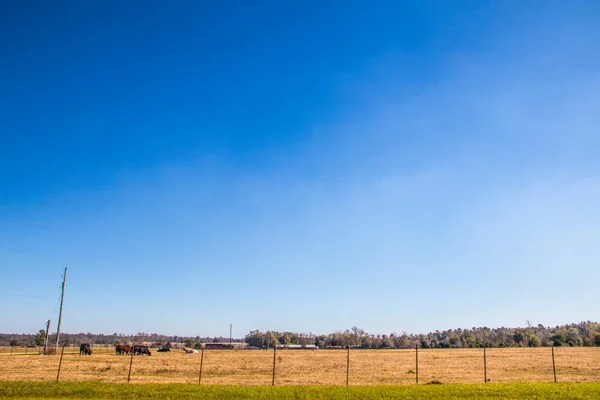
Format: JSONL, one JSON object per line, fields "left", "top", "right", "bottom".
{"left": 1, "top": 1, "right": 599, "bottom": 337}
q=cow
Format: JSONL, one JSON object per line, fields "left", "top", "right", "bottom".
{"left": 133, "top": 345, "right": 151, "bottom": 356}
{"left": 79, "top": 343, "right": 92, "bottom": 356}
{"left": 183, "top": 346, "right": 198, "bottom": 354}
{"left": 115, "top": 344, "right": 132, "bottom": 355}
{"left": 157, "top": 347, "right": 170, "bottom": 352}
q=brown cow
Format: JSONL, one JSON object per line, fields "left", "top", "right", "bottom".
{"left": 115, "top": 344, "right": 132, "bottom": 355}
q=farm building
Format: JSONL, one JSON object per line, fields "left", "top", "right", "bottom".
{"left": 204, "top": 342, "right": 246, "bottom": 349}
{"left": 276, "top": 344, "right": 318, "bottom": 350}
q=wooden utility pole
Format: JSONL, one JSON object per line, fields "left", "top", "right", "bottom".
{"left": 55, "top": 265, "right": 68, "bottom": 351}
{"left": 43, "top": 320, "right": 51, "bottom": 355}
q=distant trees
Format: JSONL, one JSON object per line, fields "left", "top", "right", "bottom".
{"left": 241, "top": 321, "right": 600, "bottom": 350}
{"left": 526, "top": 332, "right": 541, "bottom": 347}
{"left": 0, "top": 333, "right": 225, "bottom": 348}
{"left": 133, "top": 332, "right": 149, "bottom": 343}
{"left": 315, "top": 335, "right": 327, "bottom": 349}
{"left": 513, "top": 331, "right": 525, "bottom": 345}
{"left": 566, "top": 328, "right": 582, "bottom": 346}
{"left": 1, "top": 321, "right": 598, "bottom": 350}
{"left": 245, "top": 330, "right": 265, "bottom": 348}
{"left": 552, "top": 329, "right": 567, "bottom": 346}
{"left": 244, "top": 330, "right": 281, "bottom": 348}
{"left": 34, "top": 330, "right": 46, "bottom": 346}
{"left": 278, "top": 332, "right": 297, "bottom": 345}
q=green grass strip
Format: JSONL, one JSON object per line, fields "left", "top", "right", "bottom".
{"left": 1, "top": 381, "right": 600, "bottom": 400}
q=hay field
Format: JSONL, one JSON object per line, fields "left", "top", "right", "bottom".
{"left": 0, "top": 348, "right": 598, "bottom": 385}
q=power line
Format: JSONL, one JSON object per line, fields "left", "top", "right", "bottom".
{"left": 48, "top": 294, "right": 61, "bottom": 321}
{"left": 0, "top": 293, "right": 58, "bottom": 299}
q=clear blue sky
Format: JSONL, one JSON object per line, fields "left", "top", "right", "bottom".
{"left": 1, "top": 1, "right": 599, "bottom": 338}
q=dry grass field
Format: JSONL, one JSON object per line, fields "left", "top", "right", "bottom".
{"left": 0, "top": 348, "right": 598, "bottom": 386}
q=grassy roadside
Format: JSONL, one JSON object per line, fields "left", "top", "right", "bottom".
{"left": 1, "top": 382, "right": 600, "bottom": 400}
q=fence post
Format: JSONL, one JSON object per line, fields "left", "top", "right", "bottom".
{"left": 272, "top": 346, "right": 277, "bottom": 386}
{"left": 552, "top": 346, "right": 557, "bottom": 383}
{"left": 346, "top": 347, "right": 350, "bottom": 386}
{"left": 198, "top": 349, "right": 204, "bottom": 384}
{"left": 415, "top": 344, "right": 419, "bottom": 384}
{"left": 484, "top": 346, "right": 487, "bottom": 383}
{"left": 56, "top": 343, "right": 66, "bottom": 382}
{"left": 127, "top": 349, "right": 134, "bottom": 383}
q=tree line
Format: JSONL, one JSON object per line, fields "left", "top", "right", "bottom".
{"left": 0, "top": 331, "right": 240, "bottom": 348}
{"left": 245, "top": 321, "right": 600, "bottom": 349}
{"left": 2, "top": 321, "right": 598, "bottom": 349}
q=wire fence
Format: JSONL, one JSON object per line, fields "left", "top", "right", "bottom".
{"left": 1, "top": 346, "right": 599, "bottom": 385}
{"left": 0, "top": 344, "right": 118, "bottom": 355}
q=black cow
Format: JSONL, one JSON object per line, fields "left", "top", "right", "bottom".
{"left": 79, "top": 343, "right": 92, "bottom": 356}
{"left": 157, "top": 347, "right": 170, "bottom": 352}
{"left": 133, "top": 345, "right": 151, "bottom": 356}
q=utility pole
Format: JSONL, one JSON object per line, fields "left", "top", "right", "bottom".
{"left": 43, "top": 319, "right": 51, "bottom": 355}
{"left": 55, "top": 265, "right": 68, "bottom": 351}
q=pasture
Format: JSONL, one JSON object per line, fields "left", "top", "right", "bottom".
{"left": 0, "top": 347, "right": 599, "bottom": 385}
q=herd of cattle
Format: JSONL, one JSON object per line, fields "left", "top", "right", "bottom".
{"left": 78, "top": 343, "right": 157, "bottom": 356}
{"left": 115, "top": 344, "right": 151, "bottom": 356}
